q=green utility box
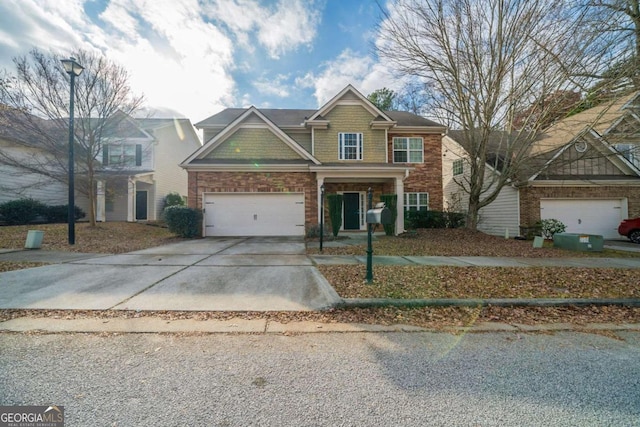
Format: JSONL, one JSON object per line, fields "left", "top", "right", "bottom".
{"left": 553, "top": 233, "right": 604, "bottom": 252}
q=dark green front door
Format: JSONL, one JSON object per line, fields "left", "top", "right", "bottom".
{"left": 136, "top": 190, "right": 148, "bottom": 220}
{"left": 343, "top": 193, "right": 360, "bottom": 230}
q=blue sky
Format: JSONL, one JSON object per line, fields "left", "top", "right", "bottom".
{"left": 0, "top": 0, "right": 398, "bottom": 123}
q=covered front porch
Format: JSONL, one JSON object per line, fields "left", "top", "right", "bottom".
{"left": 312, "top": 165, "right": 411, "bottom": 234}
{"left": 95, "top": 172, "right": 156, "bottom": 222}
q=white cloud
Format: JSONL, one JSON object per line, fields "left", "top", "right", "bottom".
{"left": 253, "top": 74, "right": 290, "bottom": 98}
{"left": 298, "top": 49, "right": 400, "bottom": 106}
{"left": 202, "top": 0, "right": 321, "bottom": 59}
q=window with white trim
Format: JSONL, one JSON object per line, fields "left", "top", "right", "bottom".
{"left": 453, "top": 159, "right": 464, "bottom": 175}
{"left": 103, "top": 144, "right": 142, "bottom": 167}
{"left": 338, "top": 133, "right": 363, "bottom": 160}
{"left": 393, "top": 137, "right": 423, "bottom": 163}
{"left": 404, "top": 192, "right": 429, "bottom": 211}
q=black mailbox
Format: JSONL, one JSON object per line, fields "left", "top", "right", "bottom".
{"left": 366, "top": 202, "right": 393, "bottom": 225}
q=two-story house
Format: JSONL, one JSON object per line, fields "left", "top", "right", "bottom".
{"left": 0, "top": 110, "right": 201, "bottom": 223}
{"left": 181, "top": 85, "right": 446, "bottom": 236}
{"left": 96, "top": 116, "right": 202, "bottom": 222}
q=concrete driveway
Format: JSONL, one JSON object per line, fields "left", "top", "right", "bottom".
{"left": 0, "top": 237, "right": 341, "bottom": 311}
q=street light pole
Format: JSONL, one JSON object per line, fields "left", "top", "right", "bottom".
{"left": 61, "top": 57, "right": 84, "bottom": 245}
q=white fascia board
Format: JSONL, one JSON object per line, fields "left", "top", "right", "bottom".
{"left": 180, "top": 164, "right": 311, "bottom": 172}
{"left": 391, "top": 126, "right": 447, "bottom": 134}
{"left": 308, "top": 84, "right": 395, "bottom": 123}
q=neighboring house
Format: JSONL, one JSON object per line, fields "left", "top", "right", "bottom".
{"left": 96, "top": 116, "right": 202, "bottom": 222}
{"left": 443, "top": 93, "right": 640, "bottom": 238}
{"left": 0, "top": 111, "right": 201, "bottom": 222}
{"left": 181, "top": 85, "right": 446, "bottom": 236}
{"left": 442, "top": 132, "right": 521, "bottom": 237}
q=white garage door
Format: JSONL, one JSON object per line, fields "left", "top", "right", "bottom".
{"left": 204, "top": 193, "right": 305, "bottom": 236}
{"left": 540, "top": 199, "right": 626, "bottom": 239}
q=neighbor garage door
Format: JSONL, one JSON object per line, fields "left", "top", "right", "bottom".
{"left": 540, "top": 199, "right": 626, "bottom": 239}
{"left": 204, "top": 193, "right": 305, "bottom": 236}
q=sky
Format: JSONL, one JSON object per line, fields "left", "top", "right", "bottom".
{"left": 0, "top": 0, "right": 400, "bottom": 124}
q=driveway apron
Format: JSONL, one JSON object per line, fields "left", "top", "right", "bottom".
{"left": 0, "top": 237, "right": 341, "bottom": 312}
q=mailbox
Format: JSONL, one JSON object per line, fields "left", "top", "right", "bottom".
{"left": 366, "top": 202, "right": 393, "bottom": 225}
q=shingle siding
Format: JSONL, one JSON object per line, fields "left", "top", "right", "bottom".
{"left": 207, "top": 128, "right": 301, "bottom": 160}
{"left": 313, "top": 105, "right": 387, "bottom": 162}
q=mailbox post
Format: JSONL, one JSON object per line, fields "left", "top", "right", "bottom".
{"left": 365, "top": 188, "right": 393, "bottom": 284}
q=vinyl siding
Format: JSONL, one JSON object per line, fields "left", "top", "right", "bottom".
{"left": 442, "top": 136, "right": 520, "bottom": 236}
{"left": 150, "top": 121, "right": 202, "bottom": 220}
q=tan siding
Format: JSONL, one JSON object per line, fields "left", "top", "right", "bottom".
{"left": 207, "top": 128, "right": 302, "bottom": 160}
{"left": 314, "top": 105, "right": 386, "bottom": 163}
{"left": 285, "top": 131, "right": 312, "bottom": 153}
{"left": 150, "top": 122, "right": 202, "bottom": 220}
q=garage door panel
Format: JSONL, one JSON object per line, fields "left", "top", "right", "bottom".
{"left": 540, "top": 199, "right": 626, "bottom": 239}
{"left": 204, "top": 193, "right": 305, "bottom": 236}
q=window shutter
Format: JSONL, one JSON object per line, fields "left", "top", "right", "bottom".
{"left": 135, "top": 144, "right": 142, "bottom": 166}
{"left": 102, "top": 145, "right": 109, "bottom": 165}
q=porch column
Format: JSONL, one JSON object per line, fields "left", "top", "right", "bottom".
{"left": 395, "top": 177, "right": 404, "bottom": 234}
{"left": 127, "top": 178, "right": 136, "bottom": 222}
{"left": 96, "top": 180, "right": 106, "bottom": 222}
{"left": 317, "top": 177, "right": 325, "bottom": 224}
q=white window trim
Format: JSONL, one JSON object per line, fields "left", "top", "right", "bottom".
{"left": 338, "top": 132, "right": 363, "bottom": 160}
{"left": 404, "top": 192, "right": 429, "bottom": 211}
{"left": 393, "top": 137, "right": 424, "bottom": 164}
{"left": 453, "top": 159, "right": 464, "bottom": 176}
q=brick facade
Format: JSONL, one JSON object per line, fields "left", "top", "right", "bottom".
{"left": 519, "top": 185, "right": 640, "bottom": 226}
{"left": 188, "top": 171, "right": 318, "bottom": 227}
{"left": 387, "top": 133, "right": 444, "bottom": 210}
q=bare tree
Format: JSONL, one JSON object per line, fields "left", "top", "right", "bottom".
{"left": 376, "top": 0, "right": 605, "bottom": 229}
{"left": 0, "top": 49, "right": 144, "bottom": 225}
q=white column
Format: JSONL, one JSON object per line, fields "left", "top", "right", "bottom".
{"left": 395, "top": 177, "right": 404, "bottom": 235}
{"left": 96, "top": 180, "right": 106, "bottom": 222}
{"left": 317, "top": 177, "right": 325, "bottom": 224}
{"left": 127, "top": 178, "right": 136, "bottom": 222}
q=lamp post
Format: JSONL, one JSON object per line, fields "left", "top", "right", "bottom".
{"left": 61, "top": 57, "right": 84, "bottom": 245}
{"left": 319, "top": 184, "right": 325, "bottom": 252}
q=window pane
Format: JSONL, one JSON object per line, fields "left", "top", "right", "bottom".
{"left": 409, "top": 138, "right": 423, "bottom": 149}
{"left": 408, "top": 193, "right": 417, "bottom": 205}
{"left": 394, "top": 151, "right": 408, "bottom": 162}
{"left": 409, "top": 151, "right": 423, "bottom": 162}
{"left": 394, "top": 138, "right": 407, "bottom": 149}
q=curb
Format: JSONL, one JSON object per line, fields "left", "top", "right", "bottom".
{"left": 338, "top": 298, "right": 640, "bottom": 308}
{"left": 1, "top": 317, "right": 639, "bottom": 334}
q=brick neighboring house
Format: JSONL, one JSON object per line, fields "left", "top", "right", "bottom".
{"left": 181, "top": 85, "right": 447, "bottom": 236}
{"left": 443, "top": 92, "right": 640, "bottom": 239}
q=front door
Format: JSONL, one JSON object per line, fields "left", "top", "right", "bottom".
{"left": 136, "top": 190, "right": 148, "bottom": 220}
{"left": 343, "top": 192, "right": 360, "bottom": 230}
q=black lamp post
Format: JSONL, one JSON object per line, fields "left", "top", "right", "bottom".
{"left": 61, "top": 57, "right": 84, "bottom": 245}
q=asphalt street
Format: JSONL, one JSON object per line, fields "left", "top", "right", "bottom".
{"left": 1, "top": 331, "right": 639, "bottom": 426}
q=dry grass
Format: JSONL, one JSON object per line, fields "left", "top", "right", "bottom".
{"left": 320, "top": 265, "right": 640, "bottom": 299}
{"left": 308, "top": 228, "right": 638, "bottom": 258}
{"left": 0, "top": 222, "right": 187, "bottom": 254}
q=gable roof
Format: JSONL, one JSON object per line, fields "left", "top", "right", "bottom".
{"left": 306, "top": 84, "right": 396, "bottom": 124}
{"left": 182, "top": 106, "right": 320, "bottom": 166}
{"left": 530, "top": 91, "right": 640, "bottom": 156}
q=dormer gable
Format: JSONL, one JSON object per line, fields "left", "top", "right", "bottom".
{"left": 305, "top": 84, "right": 397, "bottom": 130}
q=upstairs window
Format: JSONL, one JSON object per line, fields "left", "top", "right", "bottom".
{"left": 103, "top": 144, "right": 142, "bottom": 167}
{"left": 615, "top": 144, "right": 640, "bottom": 169}
{"left": 393, "top": 137, "right": 424, "bottom": 163}
{"left": 339, "top": 133, "right": 363, "bottom": 160}
{"left": 453, "top": 159, "right": 464, "bottom": 176}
